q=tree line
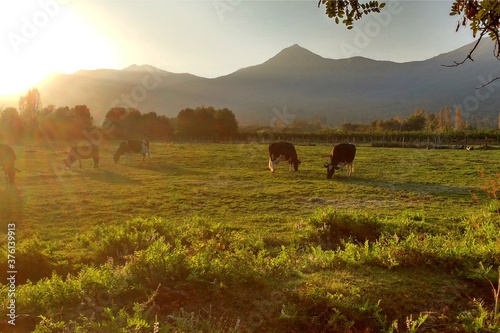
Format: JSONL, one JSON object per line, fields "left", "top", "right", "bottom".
{"left": 1, "top": 89, "right": 499, "bottom": 144}
{"left": 0, "top": 89, "right": 239, "bottom": 143}
{"left": 341, "top": 107, "right": 500, "bottom": 132}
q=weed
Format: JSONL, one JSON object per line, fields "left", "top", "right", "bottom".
{"left": 386, "top": 314, "right": 428, "bottom": 333}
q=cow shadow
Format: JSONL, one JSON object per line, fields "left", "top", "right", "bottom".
{"left": 117, "top": 162, "right": 208, "bottom": 176}
{"left": 74, "top": 168, "right": 142, "bottom": 184}
{"left": 0, "top": 186, "right": 23, "bottom": 230}
{"left": 339, "top": 175, "right": 471, "bottom": 196}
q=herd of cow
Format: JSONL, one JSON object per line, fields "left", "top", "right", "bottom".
{"left": 0, "top": 141, "right": 356, "bottom": 185}
{"left": 268, "top": 141, "right": 356, "bottom": 179}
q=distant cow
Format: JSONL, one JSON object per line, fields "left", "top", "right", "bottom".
{"left": 64, "top": 145, "right": 99, "bottom": 169}
{"left": 268, "top": 142, "right": 301, "bottom": 172}
{"left": 113, "top": 140, "right": 151, "bottom": 163}
{"left": 0, "top": 144, "right": 17, "bottom": 184}
{"left": 324, "top": 143, "right": 356, "bottom": 179}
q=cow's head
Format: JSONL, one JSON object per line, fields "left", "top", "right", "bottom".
{"left": 324, "top": 163, "right": 340, "bottom": 179}
{"left": 293, "top": 159, "right": 301, "bottom": 171}
{"left": 63, "top": 158, "right": 72, "bottom": 168}
{"left": 63, "top": 152, "right": 78, "bottom": 168}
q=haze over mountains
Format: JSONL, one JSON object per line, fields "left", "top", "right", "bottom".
{"left": 4, "top": 40, "right": 500, "bottom": 126}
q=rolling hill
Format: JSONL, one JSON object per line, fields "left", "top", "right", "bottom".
{"left": 3, "top": 40, "right": 500, "bottom": 126}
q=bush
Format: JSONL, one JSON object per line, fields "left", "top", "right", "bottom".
{"left": 77, "top": 217, "right": 177, "bottom": 264}
{"left": 304, "top": 208, "right": 385, "bottom": 250}
{"left": 0, "top": 236, "right": 57, "bottom": 283}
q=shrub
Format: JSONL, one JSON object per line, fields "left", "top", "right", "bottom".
{"left": 77, "top": 217, "right": 177, "bottom": 264}
{"left": 304, "top": 208, "right": 384, "bottom": 250}
{"left": 126, "top": 239, "right": 189, "bottom": 287}
{"left": 0, "top": 236, "right": 57, "bottom": 283}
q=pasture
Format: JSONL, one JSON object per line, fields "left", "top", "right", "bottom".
{"left": 1, "top": 141, "right": 499, "bottom": 332}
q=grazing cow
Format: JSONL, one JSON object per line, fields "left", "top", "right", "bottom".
{"left": 0, "top": 144, "right": 17, "bottom": 184}
{"left": 113, "top": 140, "right": 151, "bottom": 163}
{"left": 268, "top": 142, "right": 301, "bottom": 172}
{"left": 64, "top": 145, "right": 99, "bottom": 169}
{"left": 324, "top": 143, "right": 356, "bottom": 179}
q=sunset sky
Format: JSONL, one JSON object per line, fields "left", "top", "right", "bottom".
{"left": 1, "top": 0, "right": 476, "bottom": 97}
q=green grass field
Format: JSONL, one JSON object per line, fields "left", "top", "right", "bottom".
{"left": 1, "top": 141, "right": 499, "bottom": 332}
{"left": 2, "top": 141, "right": 493, "bottom": 239}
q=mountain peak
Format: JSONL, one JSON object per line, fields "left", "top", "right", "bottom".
{"left": 122, "top": 64, "right": 163, "bottom": 72}
{"left": 265, "top": 44, "right": 325, "bottom": 64}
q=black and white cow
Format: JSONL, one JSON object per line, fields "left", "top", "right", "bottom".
{"left": 0, "top": 144, "right": 17, "bottom": 184}
{"left": 268, "top": 142, "right": 301, "bottom": 172}
{"left": 324, "top": 143, "right": 356, "bottom": 179}
{"left": 64, "top": 145, "right": 99, "bottom": 169}
{"left": 113, "top": 140, "right": 151, "bottom": 163}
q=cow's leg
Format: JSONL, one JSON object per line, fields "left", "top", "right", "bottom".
{"left": 79, "top": 159, "right": 82, "bottom": 169}
{"left": 94, "top": 157, "right": 99, "bottom": 168}
{"left": 268, "top": 157, "right": 275, "bottom": 173}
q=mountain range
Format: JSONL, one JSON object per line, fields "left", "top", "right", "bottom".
{"left": 3, "top": 40, "right": 500, "bottom": 126}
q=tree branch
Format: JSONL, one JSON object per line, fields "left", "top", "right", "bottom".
{"left": 476, "top": 76, "right": 500, "bottom": 89}
{"left": 442, "top": 30, "right": 486, "bottom": 67}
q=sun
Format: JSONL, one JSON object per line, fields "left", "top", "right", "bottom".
{"left": 0, "top": 1, "right": 122, "bottom": 97}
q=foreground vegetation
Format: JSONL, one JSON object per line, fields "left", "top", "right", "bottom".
{"left": 0, "top": 141, "right": 499, "bottom": 332}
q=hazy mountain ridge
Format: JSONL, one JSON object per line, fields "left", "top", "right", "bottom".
{"left": 3, "top": 40, "right": 500, "bottom": 126}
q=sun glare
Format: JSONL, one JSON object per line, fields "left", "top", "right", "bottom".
{"left": 0, "top": 1, "right": 122, "bottom": 98}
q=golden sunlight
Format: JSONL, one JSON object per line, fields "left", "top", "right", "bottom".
{"left": 0, "top": 1, "right": 122, "bottom": 97}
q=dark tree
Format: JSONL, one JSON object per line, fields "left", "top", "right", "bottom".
{"left": 18, "top": 88, "right": 43, "bottom": 140}
{"left": 0, "top": 107, "right": 24, "bottom": 143}
{"left": 139, "top": 112, "right": 174, "bottom": 140}
{"left": 214, "top": 108, "right": 238, "bottom": 137}
{"left": 103, "top": 107, "right": 128, "bottom": 138}
{"left": 103, "top": 107, "right": 174, "bottom": 140}
{"left": 195, "top": 107, "right": 216, "bottom": 137}
{"left": 176, "top": 106, "right": 239, "bottom": 138}
{"left": 176, "top": 108, "right": 197, "bottom": 138}
{"left": 401, "top": 112, "right": 426, "bottom": 131}
{"left": 71, "top": 105, "right": 94, "bottom": 138}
